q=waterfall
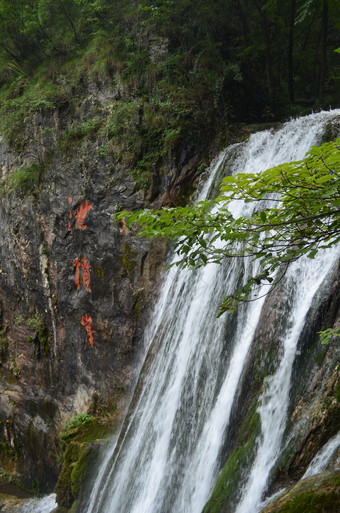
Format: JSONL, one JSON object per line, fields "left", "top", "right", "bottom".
{"left": 303, "top": 432, "right": 340, "bottom": 479}
{"left": 84, "top": 110, "right": 340, "bottom": 513}
{"left": 235, "top": 247, "right": 338, "bottom": 513}
{"left": 16, "top": 494, "right": 57, "bottom": 513}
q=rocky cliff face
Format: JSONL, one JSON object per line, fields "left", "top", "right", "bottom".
{"left": 0, "top": 81, "right": 208, "bottom": 496}
{"left": 1, "top": 97, "right": 339, "bottom": 513}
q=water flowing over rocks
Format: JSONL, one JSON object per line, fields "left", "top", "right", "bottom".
{"left": 73, "top": 111, "right": 340, "bottom": 513}
{"left": 0, "top": 493, "right": 56, "bottom": 513}
{"left": 0, "top": 105, "right": 339, "bottom": 513}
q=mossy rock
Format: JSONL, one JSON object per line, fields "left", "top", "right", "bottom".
{"left": 203, "top": 411, "right": 261, "bottom": 513}
{"left": 120, "top": 242, "right": 136, "bottom": 276}
{"left": 55, "top": 415, "right": 116, "bottom": 511}
{"left": 260, "top": 470, "right": 340, "bottom": 513}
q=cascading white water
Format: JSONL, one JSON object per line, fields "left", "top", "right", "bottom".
{"left": 85, "top": 110, "right": 340, "bottom": 513}
{"left": 235, "top": 247, "right": 339, "bottom": 513}
{"left": 16, "top": 494, "right": 57, "bottom": 513}
{"left": 303, "top": 431, "right": 340, "bottom": 479}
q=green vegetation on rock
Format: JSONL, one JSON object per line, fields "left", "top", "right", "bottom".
{"left": 0, "top": 329, "right": 8, "bottom": 361}
{"left": 203, "top": 410, "right": 261, "bottom": 513}
{"left": 260, "top": 470, "right": 340, "bottom": 513}
{"left": 55, "top": 411, "right": 118, "bottom": 512}
{"left": 0, "top": 1, "right": 340, "bottom": 192}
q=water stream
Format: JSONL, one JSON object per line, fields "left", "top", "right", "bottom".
{"left": 82, "top": 110, "right": 340, "bottom": 513}
{"left": 16, "top": 110, "right": 339, "bottom": 513}
{"left": 303, "top": 431, "right": 340, "bottom": 479}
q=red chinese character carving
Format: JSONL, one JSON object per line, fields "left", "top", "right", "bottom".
{"left": 81, "top": 314, "right": 95, "bottom": 349}
{"left": 75, "top": 200, "right": 93, "bottom": 229}
{"left": 74, "top": 257, "right": 91, "bottom": 292}
{"left": 81, "top": 257, "right": 91, "bottom": 292}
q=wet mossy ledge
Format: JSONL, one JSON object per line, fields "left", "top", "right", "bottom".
{"left": 260, "top": 470, "right": 340, "bottom": 513}
{"left": 203, "top": 408, "right": 261, "bottom": 513}
{"left": 54, "top": 413, "right": 118, "bottom": 513}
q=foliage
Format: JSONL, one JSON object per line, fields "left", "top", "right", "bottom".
{"left": 0, "top": 163, "right": 44, "bottom": 196}
{"left": 0, "top": 77, "right": 64, "bottom": 151}
{"left": 0, "top": 1, "right": 339, "bottom": 190}
{"left": 318, "top": 327, "right": 340, "bottom": 344}
{"left": 60, "top": 116, "right": 101, "bottom": 148}
{"left": 26, "top": 313, "right": 50, "bottom": 357}
{"left": 62, "top": 413, "right": 95, "bottom": 434}
{"left": 117, "top": 138, "right": 340, "bottom": 315}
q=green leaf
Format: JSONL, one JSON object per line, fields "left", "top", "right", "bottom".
{"left": 307, "top": 249, "right": 318, "bottom": 259}
{"left": 115, "top": 137, "right": 340, "bottom": 316}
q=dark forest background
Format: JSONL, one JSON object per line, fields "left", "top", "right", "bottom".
{"left": 0, "top": 0, "right": 339, "bottom": 185}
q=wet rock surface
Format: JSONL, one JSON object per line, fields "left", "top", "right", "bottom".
{"left": 0, "top": 95, "right": 170, "bottom": 492}
{"left": 1, "top": 101, "right": 339, "bottom": 511}
{"left": 260, "top": 470, "right": 340, "bottom": 513}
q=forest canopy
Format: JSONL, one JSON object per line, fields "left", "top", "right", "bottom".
{"left": 0, "top": 1, "right": 340, "bottom": 188}
{"left": 1, "top": 1, "right": 340, "bottom": 124}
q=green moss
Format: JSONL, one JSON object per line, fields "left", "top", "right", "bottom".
{"left": 262, "top": 471, "right": 340, "bottom": 513}
{"left": 27, "top": 313, "right": 44, "bottom": 332}
{"left": 203, "top": 412, "right": 261, "bottom": 513}
{"left": 70, "top": 445, "right": 98, "bottom": 497}
{"left": 203, "top": 334, "right": 284, "bottom": 512}
{"left": 276, "top": 492, "right": 339, "bottom": 512}
{"left": 335, "top": 375, "right": 340, "bottom": 402}
{"left": 38, "top": 325, "right": 50, "bottom": 356}
{"left": 14, "top": 315, "right": 25, "bottom": 326}
{"left": 121, "top": 242, "right": 136, "bottom": 276}
{"left": 94, "top": 265, "right": 104, "bottom": 279}
{"left": 0, "top": 437, "right": 16, "bottom": 459}
{"left": 0, "top": 329, "right": 8, "bottom": 361}
{"left": 314, "top": 344, "right": 327, "bottom": 366}
{"left": 253, "top": 339, "right": 280, "bottom": 386}
{"left": 24, "top": 313, "right": 51, "bottom": 358}
{"left": 56, "top": 413, "right": 117, "bottom": 511}
{"left": 69, "top": 500, "right": 79, "bottom": 513}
